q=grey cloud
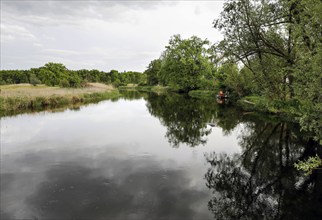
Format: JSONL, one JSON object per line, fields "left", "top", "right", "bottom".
{"left": 2, "top": 0, "right": 176, "bottom": 26}
{"left": 3, "top": 0, "right": 170, "bottom": 13}
{"left": 0, "top": 0, "right": 223, "bottom": 71}
{"left": 1, "top": 24, "right": 38, "bottom": 42}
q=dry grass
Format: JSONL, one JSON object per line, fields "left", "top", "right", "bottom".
{"left": 0, "top": 83, "right": 121, "bottom": 116}
{"left": 0, "top": 83, "right": 114, "bottom": 98}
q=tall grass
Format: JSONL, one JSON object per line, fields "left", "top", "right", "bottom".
{"left": 119, "top": 85, "right": 169, "bottom": 93}
{"left": 0, "top": 89, "right": 121, "bottom": 116}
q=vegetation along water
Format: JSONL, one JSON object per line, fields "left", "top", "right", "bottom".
{"left": 1, "top": 92, "right": 321, "bottom": 219}
{"left": 1, "top": 0, "right": 321, "bottom": 219}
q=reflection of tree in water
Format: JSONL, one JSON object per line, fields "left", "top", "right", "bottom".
{"left": 209, "top": 105, "right": 242, "bottom": 136}
{"left": 146, "top": 93, "right": 220, "bottom": 147}
{"left": 119, "top": 90, "right": 148, "bottom": 101}
{"left": 205, "top": 120, "right": 322, "bottom": 219}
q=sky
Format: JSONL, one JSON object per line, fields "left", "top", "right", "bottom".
{"left": 0, "top": 0, "right": 225, "bottom": 72}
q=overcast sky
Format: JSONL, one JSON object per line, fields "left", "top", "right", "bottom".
{"left": 1, "top": 0, "right": 224, "bottom": 72}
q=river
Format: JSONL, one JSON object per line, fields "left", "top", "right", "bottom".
{"left": 1, "top": 91, "right": 321, "bottom": 219}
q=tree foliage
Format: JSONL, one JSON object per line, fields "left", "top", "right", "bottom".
{"left": 0, "top": 63, "right": 146, "bottom": 88}
{"left": 214, "top": 0, "right": 322, "bottom": 142}
{"left": 145, "top": 35, "right": 216, "bottom": 92}
{"left": 144, "top": 59, "right": 162, "bottom": 86}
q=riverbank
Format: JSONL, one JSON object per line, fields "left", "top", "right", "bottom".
{"left": 0, "top": 83, "right": 121, "bottom": 116}
{"left": 121, "top": 86, "right": 309, "bottom": 126}
{"left": 236, "top": 96, "right": 302, "bottom": 121}
{"left": 119, "top": 86, "right": 298, "bottom": 113}
{"left": 119, "top": 85, "right": 170, "bottom": 93}
{"left": 0, "top": 84, "right": 313, "bottom": 133}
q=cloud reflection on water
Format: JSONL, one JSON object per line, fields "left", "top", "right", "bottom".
{"left": 1, "top": 147, "right": 212, "bottom": 220}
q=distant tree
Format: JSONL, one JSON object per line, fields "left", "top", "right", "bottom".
{"left": 0, "top": 70, "right": 29, "bottom": 84}
{"left": 29, "top": 73, "right": 41, "bottom": 86}
{"left": 36, "top": 63, "right": 83, "bottom": 87}
{"left": 37, "top": 63, "right": 67, "bottom": 86}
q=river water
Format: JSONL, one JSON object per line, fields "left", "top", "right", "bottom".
{"left": 1, "top": 92, "right": 321, "bottom": 219}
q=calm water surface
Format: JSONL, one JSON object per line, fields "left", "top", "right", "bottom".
{"left": 1, "top": 92, "right": 321, "bottom": 219}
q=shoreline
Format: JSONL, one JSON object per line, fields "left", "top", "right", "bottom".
{"left": 0, "top": 83, "right": 121, "bottom": 116}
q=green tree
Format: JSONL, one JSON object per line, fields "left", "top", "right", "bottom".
{"left": 29, "top": 73, "right": 41, "bottom": 86}
{"left": 291, "top": 0, "right": 322, "bottom": 143}
{"left": 38, "top": 62, "right": 67, "bottom": 86}
{"left": 159, "top": 35, "right": 215, "bottom": 92}
{"left": 214, "top": 0, "right": 322, "bottom": 142}
{"left": 214, "top": 0, "right": 300, "bottom": 99}
{"left": 37, "top": 63, "right": 83, "bottom": 87}
{"left": 145, "top": 59, "right": 162, "bottom": 86}
{"left": 215, "top": 63, "right": 256, "bottom": 98}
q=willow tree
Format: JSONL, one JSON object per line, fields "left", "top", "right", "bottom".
{"left": 214, "top": 0, "right": 322, "bottom": 142}
{"left": 215, "top": 0, "right": 303, "bottom": 99}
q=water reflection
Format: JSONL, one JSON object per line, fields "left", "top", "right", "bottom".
{"left": 26, "top": 161, "right": 209, "bottom": 219}
{"left": 205, "top": 120, "right": 322, "bottom": 219}
{"left": 119, "top": 90, "right": 148, "bottom": 101}
{"left": 1, "top": 150, "right": 211, "bottom": 220}
{"left": 146, "top": 93, "right": 218, "bottom": 147}
{"left": 2, "top": 92, "right": 321, "bottom": 219}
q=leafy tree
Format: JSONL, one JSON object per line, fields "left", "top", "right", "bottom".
{"left": 214, "top": 0, "right": 299, "bottom": 99}
{"left": 145, "top": 59, "right": 162, "bottom": 86}
{"left": 215, "top": 63, "right": 256, "bottom": 98}
{"left": 29, "top": 73, "right": 41, "bottom": 86}
{"left": 0, "top": 63, "right": 146, "bottom": 89}
{"left": 0, "top": 70, "right": 29, "bottom": 84}
{"left": 214, "top": 0, "right": 322, "bottom": 142}
{"left": 36, "top": 63, "right": 83, "bottom": 87}
{"left": 159, "top": 35, "right": 215, "bottom": 92}
{"left": 291, "top": 0, "right": 322, "bottom": 143}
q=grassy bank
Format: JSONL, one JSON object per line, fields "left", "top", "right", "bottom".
{"left": 236, "top": 95, "right": 301, "bottom": 121}
{"left": 188, "top": 90, "right": 216, "bottom": 99}
{"left": 0, "top": 83, "right": 121, "bottom": 116}
{"left": 1, "top": 84, "right": 302, "bottom": 122}
{"left": 119, "top": 85, "right": 169, "bottom": 93}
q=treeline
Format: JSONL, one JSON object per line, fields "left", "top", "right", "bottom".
{"left": 144, "top": 35, "right": 260, "bottom": 97}
{"left": 144, "top": 0, "right": 322, "bottom": 143}
{"left": 0, "top": 62, "right": 146, "bottom": 87}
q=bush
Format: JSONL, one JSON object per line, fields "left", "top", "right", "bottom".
{"left": 29, "top": 74, "right": 41, "bottom": 86}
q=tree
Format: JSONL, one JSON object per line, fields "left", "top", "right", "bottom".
{"left": 145, "top": 59, "right": 162, "bottom": 86}
{"left": 214, "top": 0, "right": 299, "bottom": 99}
{"left": 291, "top": 0, "right": 322, "bottom": 143}
{"left": 159, "top": 35, "right": 215, "bottom": 92}
{"left": 29, "top": 73, "right": 41, "bottom": 86}
{"left": 37, "top": 63, "right": 83, "bottom": 87}
{"left": 214, "top": 0, "right": 322, "bottom": 142}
